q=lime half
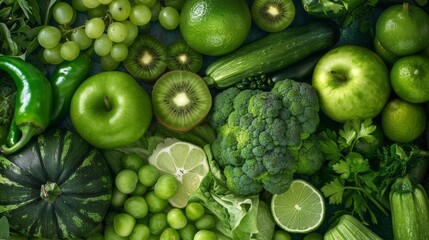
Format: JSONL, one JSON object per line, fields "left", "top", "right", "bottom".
{"left": 271, "top": 179, "right": 325, "bottom": 233}
{"left": 148, "top": 138, "right": 209, "bottom": 208}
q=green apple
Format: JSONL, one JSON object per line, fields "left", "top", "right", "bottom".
{"left": 312, "top": 45, "right": 390, "bottom": 122}
{"left": 70, "top": 71, "right": 152, "bottom": 149}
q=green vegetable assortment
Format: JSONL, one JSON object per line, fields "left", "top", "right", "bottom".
{"left": 0, "top": 0, "right": 428, "bottom": 239}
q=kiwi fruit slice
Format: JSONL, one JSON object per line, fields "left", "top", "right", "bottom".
{"left": 167, "top": 40, "right": 203, "bottom": 73}
{"left": 152, "top": 70, "right": 212, "bottom": 131}
{"left": 124, "top": 34, "right": 168, "bottom": 81}
{"left": 251, "top": 0, "right": 296, "bottom": 32}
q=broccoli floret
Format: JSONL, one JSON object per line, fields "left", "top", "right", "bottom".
{"left": 295, "top": 135, "right": 324, "bottom": 175}
{"left": 208, "top": 87, "right": 241, "bottom": 131}
{"left": 211, "top": 125, "right": 243, "bottom": 167}
{"left": 210, "top": 79, "right": 321, "bottom": 196}
{"left": 261, "top": 163, "right": 297, "bottom": 194}
{"left": 271, "top": 79, "right": 320, "bottom": 139}
{"left": 224, "top": 165, "right": 264, "bottom": 196}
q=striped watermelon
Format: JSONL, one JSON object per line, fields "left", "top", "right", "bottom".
{"left": 0, "top": 128, "right": 113, "bottom": 239}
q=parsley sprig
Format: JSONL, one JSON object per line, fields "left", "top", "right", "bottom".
{"left": 318, "top": 118, "right": 429, "bottom": 224}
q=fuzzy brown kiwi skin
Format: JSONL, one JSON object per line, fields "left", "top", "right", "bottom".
{"left": 167, "top": 40, "right": 203, "bottom": 73}
{"left": 151, "top": 70, "right": 212, "bottom": 131}
{"left": 124, "top": 34, "right": 168, "bottom": 82}
{"left": 251, "top": 0, "right": 296, "bottom": 33}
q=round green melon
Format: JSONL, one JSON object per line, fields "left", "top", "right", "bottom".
{"left": 0, "top": 128, "right": 113, "bottom": 239}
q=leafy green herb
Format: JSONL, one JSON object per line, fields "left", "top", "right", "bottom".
{"left": 0, "top": 0, "right": 57, "bottom": 58}
{"left": 318, "top": 118, "right": 429, "bottom": 224}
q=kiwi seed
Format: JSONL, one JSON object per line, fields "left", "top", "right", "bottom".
{"left": 251, "top": 0, "right": 296, "bottom": 32}
{"left": 167, "top": 40, "right": 203, "bottom": 73}
{"left": 124, "top": 34, "right": 168, "bottom": 81}
{"left": 151, "top": 70, "right": 212, "bottom": 131}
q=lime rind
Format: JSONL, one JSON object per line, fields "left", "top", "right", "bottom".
{"left": 271, "top": 179, "right": 325, "bottom": 233}
{"left": 148, "top": 138, "right": 209, "bottom": 208}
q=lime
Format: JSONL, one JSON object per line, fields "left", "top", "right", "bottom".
{"left": 179, "top": 0, "right": 251, "bottom": 56}
{"left": 373, "top": 36, "right": 398, "bottom": 66}
{"left": 390, "top": 55, "right": 429, "bottom": 103}
{"left": 381, "top": 98, "right": 426, "bottom": 143}
{"left": 375, "top": 3, "right": 429, "bottom": 56}
{"left": 271, "top": 179, "right": 325, "bottom": 233}
{"left": 148, "top": 138, "right": 209, "bottom": 208}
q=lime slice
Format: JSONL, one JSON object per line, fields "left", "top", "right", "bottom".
{"left": 271, "top": 179, "right": 325, "bottom": 233}
{"left": 148, "top": 138, "right": 209, "bottom": 208}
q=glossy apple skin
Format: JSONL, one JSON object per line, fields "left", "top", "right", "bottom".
{"left": 70, "top": 71, "right": 152, "bottom": 149}
{"left": 312, "top": 45, "right": 390, "bottom": 123}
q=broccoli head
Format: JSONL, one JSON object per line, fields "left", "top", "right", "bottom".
{"left": 209, "top": 79, "right": 320, "bottom": 196}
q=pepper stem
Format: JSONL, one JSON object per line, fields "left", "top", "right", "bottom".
{"left": 0, "top": 124, "right": 41, "bottom": 154}
{"left": 40, "top": 182, "right": 62, "bottom": 203}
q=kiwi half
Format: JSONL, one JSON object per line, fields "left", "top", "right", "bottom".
{"left": 124, "top": 34, "right": 168, "bottom": 81}
{"left": 167, "top": 40, "right": 203, "bottom": 73}
{"left": 152, "top": 70, "right": 212, "bottom": 131}
{"left": 251, "top": 0, "right": 296, "bottom": 32}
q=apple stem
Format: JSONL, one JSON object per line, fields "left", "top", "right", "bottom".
{"left": 104, "top": 96, "right": 112, "bottom": 111}
{"left": 330, "top": 70, "right": 348, "bottom": 83}
{"left": 403, "top": 2, "right": 409, "bottom": 15}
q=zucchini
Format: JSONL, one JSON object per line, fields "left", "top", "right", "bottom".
{"left": 203, "top": 20, "right": 340, "bottom": 89}
{"left": 390, "top": 176, "right": 429, "bottom": 240}
{"left": 324, "top": 214, "right": 382, "bottom": 240}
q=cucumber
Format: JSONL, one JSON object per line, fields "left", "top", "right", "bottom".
{"left": 203, "top": 20, "right": 340, "bottom": 89}
{"left": 235, "top": 53, "right": 323, "bottom": 90}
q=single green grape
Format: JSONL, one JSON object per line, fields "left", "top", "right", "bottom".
{"left": 52, "top": 2, "right": 75, "bottom": 25}
{"left": 111, "top": 187, "right": 128, "bottom": 208}
{"left": 129, "top": 4, "right": 152, "bottom": 26}
{"left": 100, "top": 54, "right": 121, "bottom": 71}
{"left": 114, "top": 213, "right": 136, "bottom": 237}
{"left": 85, "top": 17, "right": 106, "bottom": 39}
{"left": 160, "top": 228, "right": 180, "bottom": 240}
{"left": 154, "top": 174, "right": 179, "bottom": 200}
{"left": 194, "top": 229, "right": 217, "bottom": 240}
{"left": 94, "top": 33, "right": 113, "bottom": 56}
{"left": 107, "top": 21, "right": 128, "bottom": 43}
{"left": 38, "top": 26, "right": 62, "bottom": 49}
{"left": 109, "top": 0, "right": 132, "bottom": 21}
{"left": 129, "top": 224, "right": 151, "bottom": 240}
{"left": 195, "top": 214, "right": 216, "bottom": 230}
{"left": 124, "top": 196, "right": 149, "bottom": 219}
{"left": 60, "top": 41, "right": 80, "bottom": 61}
{"left": 43, "top": 44, "right": 64, "bottom": 65}
{"left": 121, "top": 20, "right": 139, "bottom": 46}
{"left": 167, "top": 208, "right": 188, "bottom": 229}
{"left": 138, "top": 164, "right": 160, "bottom": 187}
{"left": 178, "top": 224, "right": 197, "bottom": 240}
{"left": 145, "top": 191, "right": 169, "bottom": 213}
{"left": 71, "top": 28, "right": 93, "bottom": 50}
{"left": 110, "top": 43, "right": 129, "bottom": 62}
{"left": 149, "top": 212, "right": 168, "bottom": 235}
{"left": 185, "top": 202, "right": 205, "bottom": 221}
{"left": 82, "top": 0, "right": 101, "bottom": 9}
{"left": 115, "top": 169, "right": 139, "bottom": 194}
{"left": 158, "top": 6, "right": 180, "bottom": 30}
{"left": 121, "top": 153, "right": 144, "bottom": 172}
